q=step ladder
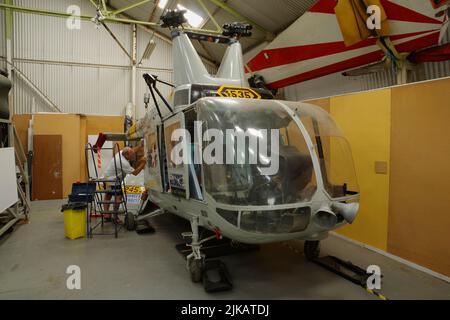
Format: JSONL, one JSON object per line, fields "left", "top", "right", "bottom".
{"left": 85, "top": 142, "right": 129, "bottom": 238}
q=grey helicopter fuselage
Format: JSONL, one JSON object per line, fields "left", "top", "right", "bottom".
{"left": 136, "top": 26, "right": 360, "bottom": 245}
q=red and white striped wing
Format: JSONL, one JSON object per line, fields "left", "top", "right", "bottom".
{"left": 246, "top": 0, "right": 447, "bottom": 89}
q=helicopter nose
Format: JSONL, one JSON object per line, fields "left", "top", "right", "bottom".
{"left": 312, "top": 206, "right": 338, "bottom": 229}
{"left": 332, "top": 202, "right": 359, "bottom": 224}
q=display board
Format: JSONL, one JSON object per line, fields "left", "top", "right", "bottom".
{"left": 164, "top": 113, "right": 189, "bottom": 199}
{"left": 0, "top": 148, "right": 18, "bottom": 213}
{"left": 144, "top": 130, "right": 163, "bottom": 192}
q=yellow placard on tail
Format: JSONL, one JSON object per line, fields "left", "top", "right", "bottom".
{"left": 216, "top": 85, "right": 261, "bottom": 99}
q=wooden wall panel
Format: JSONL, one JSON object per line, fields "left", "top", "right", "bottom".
{"left": 33, "top": 114, "right": 81, "bottom": 197}
{"left": 32, "top": 135, "right": 62, "bottom": 200}
{"left": 12, "top": 114, "right": 31, "bottom": 152}
{"left": 79, "top": 116, "right": 87, "bottom": 182}
{"left": 389, "top": 79, "right": 450, "bottom": 277}
{"left": 85, "top": 115, "right": 124, "bottom": 136}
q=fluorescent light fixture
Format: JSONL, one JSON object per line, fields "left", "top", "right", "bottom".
{"left": 158, "top": 0, "right": 168, "bottom": 9}
{"left": 177, "top": 4, "right": 204, "bottom": 28}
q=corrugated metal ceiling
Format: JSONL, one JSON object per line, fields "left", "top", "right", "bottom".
{"left": 107, "top": 0, "right": 317, "bottom": 64}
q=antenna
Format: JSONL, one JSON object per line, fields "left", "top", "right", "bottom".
{"left": 143, "top": 73, "right": 174, "bottom": 119}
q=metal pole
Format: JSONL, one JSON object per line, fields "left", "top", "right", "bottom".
{"left": 6, "top": 61, "right": 62, "bottom": 113}
{"left": 101, "top": 21, "right": 133, "bottom": 61}
{"left": 131, "top": 24, "right": 138, "bottom": 121}
{"left": 0, "top": 3, "right": 156, "bottom": 27}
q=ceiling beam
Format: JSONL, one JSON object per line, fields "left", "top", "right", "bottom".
{"left": 148, "top": 0, "right": 160, "bottom": 23}
{"left": 111, "top": 0, "right": 153, "bottom": 16}
{"left": 196, "top": 0, "right": 222, "bottom": 32}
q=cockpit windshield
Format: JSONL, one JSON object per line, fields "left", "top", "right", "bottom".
{"left": 197, "top": 98, "right": 317, "bottom": 206}
{"left": 284, "top": 101, "right": 359, "bottom": 199}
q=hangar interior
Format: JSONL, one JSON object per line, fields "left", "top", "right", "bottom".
{"left": 0, "top": 0, "right": 449, "bottom": 300}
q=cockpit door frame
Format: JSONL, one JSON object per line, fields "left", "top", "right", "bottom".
{"left": 163, "top": 112, "right": 190, "bottom": 199}
{"left": 144, "top": 125, "right": 163, "bottom": 193}
{"left": 274, "top": 101, "right": 326, "bottom": 196}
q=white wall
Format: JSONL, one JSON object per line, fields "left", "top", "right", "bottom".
{"left": 284, "top": 72, "right": 366, "bottom": 101}
{"left": 8, "top": 0, "right": 217, "bottom": 118}
{"left": 11, "top": 0, "right": 133, "bottom": 114}
{"left": 135, "top": 27, "right": 173, "bottom": 119}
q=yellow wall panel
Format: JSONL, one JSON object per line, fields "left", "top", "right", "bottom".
{"left": 330, "top": 89, "right": 391, "bottom": 250}
{"left": 305, "top": 98, "right": 330, "bottom": 113}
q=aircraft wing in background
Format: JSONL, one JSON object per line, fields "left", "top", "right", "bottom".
{"left": 246, "top": 0, "right": 450, "bottom": 89}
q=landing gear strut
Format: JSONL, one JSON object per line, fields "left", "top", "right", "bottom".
{"left": 183, "top": 217, "right": 217, "bottom": 283}
{"left": 304, "top": 240, "right": 321, "bottom": 261}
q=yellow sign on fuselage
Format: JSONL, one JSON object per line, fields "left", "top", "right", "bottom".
{"left": 216, "top": 85, "right": 261, "bottom": 99}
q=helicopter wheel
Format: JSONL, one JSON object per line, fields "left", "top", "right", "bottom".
{"left": 188, "top": 258, "right": 203, "bottom": 283}
{"left": 125, "top": 212, "right": 136, "bottom": 231}
{"left": 304, "top": 240, "right": 320, "bottom": 261}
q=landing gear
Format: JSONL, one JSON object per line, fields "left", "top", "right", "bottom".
{"left": 184, "top": 217, "right": 204, "bottom": 283}
{"left": 304, "top": 240, "right": 321, "bottom": 261}
{"left": 188, "top": 257, "right": 203, "bottom": 283}
{"left": 183, "top": 217, "right": 217, "bottom": 283}
{"left": 125, "top": 212, "right": 136, "bottom": 231}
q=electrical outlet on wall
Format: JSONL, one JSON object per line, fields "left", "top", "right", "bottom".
{"left": 374, "top": 161, "right": 388, "bottom": 174}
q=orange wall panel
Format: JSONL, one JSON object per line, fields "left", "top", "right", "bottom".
{"left": 389, "top": 78, "right": 450, "bottom": 276}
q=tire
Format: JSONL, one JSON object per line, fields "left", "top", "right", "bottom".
{"left": 126, "top": 212, "right": 136, "bottom": 231}
{"left": 189, "top": 258, "right": 203, "bottom": 283}
{"left": 304, "top": 240, "right": 320, "bottom": 261}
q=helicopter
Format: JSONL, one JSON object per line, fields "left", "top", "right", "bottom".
{"left": 104, "top": 10, "right": 361, "bottom": 282}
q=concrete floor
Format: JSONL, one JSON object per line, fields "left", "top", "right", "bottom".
{"left": 0, "top": 200, "right": 449, "bottom": 300}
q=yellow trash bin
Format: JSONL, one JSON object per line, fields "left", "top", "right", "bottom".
{"left": 62, "top": 202, "right": 87, "bottom": 240}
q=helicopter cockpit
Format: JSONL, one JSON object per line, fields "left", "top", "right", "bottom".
{"left": 194, "top": 97, "right": 359, "bottom": 234}
{"left": 199, "top": 99, "right": 316, "bottom": 206}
